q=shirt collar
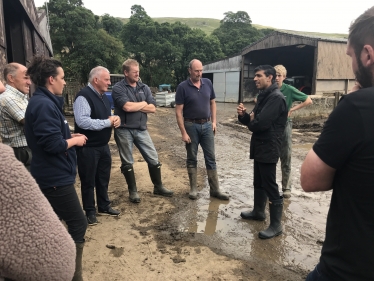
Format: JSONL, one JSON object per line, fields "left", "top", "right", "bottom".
{"left": 88, "top": 83, "right": 103, "bottom": 97}
{"left": 187, "top": 78, "right": 205, "bottom": 87}
{"left": 5, "top": 85, "right": 28, "bottom": 100}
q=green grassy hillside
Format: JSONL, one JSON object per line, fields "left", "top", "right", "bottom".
{"left": 118, "top": 17, "right": 347, "bottom": 39}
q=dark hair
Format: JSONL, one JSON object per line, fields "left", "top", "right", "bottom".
{"left": 27, "top": 56, "right": 62, "bottom": 87}
{"left": 349, "top": 6, "right": 374, "bottom": 59}
{"left": 254, "top": 65, "right": 276, "bottom": 83}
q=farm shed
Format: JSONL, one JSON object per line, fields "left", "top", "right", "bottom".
{"left": 0, "top": 0, "right": 53, "bottom": 79}
{"left": 202, "top": 54, "right": 242, "bottom": 103}
{"left": 241, "top": 31, "right": 354, "bottom": 101}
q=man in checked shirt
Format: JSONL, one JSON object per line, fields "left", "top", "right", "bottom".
{"left": 0, "top": 63, "right": 32, "bottom": 171}
{"left": 74, "top": 66, "right": 121, "bottom": 226}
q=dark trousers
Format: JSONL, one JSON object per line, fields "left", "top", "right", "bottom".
{"left": 306, "top": 263, "right": 331, "bottom": 281}
{"left": 13, "top": 146, "right": 32, "bottom": 171}
{"left": 42, "top": 184, "right": 87, "bottom": 243}
{"left": 253, "top": 160, "right": 280, "bottom": 201}
{"left": 77, "top": 145, "right": 111, "bottom": 216}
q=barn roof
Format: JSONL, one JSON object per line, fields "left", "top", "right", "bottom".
{"left": 242, "top": 31, "right": 347, "bottom": 55}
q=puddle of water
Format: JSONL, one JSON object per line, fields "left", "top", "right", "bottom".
{"left": 169, "top": 102, "right": 329, "bottom": 272}
{"left": 293, "top": 143, "right": 313, "bottom": 151}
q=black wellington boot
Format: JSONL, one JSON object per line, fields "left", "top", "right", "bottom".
{"left": 148, "top": 163, "right": 173, "bottom": 197}
{"left": 240, "top": 188, "right": 267, "bottom": 221}
{"left": 72, "top": 242, "right": 84, "bottom": 281}
{"left": 258, "top": 197, "right": 283, "bottom": 239}
{"left": 121, "top": 165, "right": 141, "bottom": 203}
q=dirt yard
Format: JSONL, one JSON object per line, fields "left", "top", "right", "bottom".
{"left": 68, "top": 102, "right": 330, "bottom": 281}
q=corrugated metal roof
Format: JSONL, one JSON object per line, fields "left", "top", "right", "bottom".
{"left": 242, "top": 30, "right": 347, "bottom": 55}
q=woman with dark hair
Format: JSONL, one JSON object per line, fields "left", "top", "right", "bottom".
{"left": 24, "top": 56, "right": 87, "bottom": 281}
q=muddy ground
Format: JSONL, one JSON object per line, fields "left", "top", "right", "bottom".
{"left": 68, "top": 102, "right": 331, "bottom": 281}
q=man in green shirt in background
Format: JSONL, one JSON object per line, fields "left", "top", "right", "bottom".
{"left": 274, "top": 65, "right": 312, "bottom": 198}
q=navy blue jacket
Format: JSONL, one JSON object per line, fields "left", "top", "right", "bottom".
{"left": 111, "top": 79, "right": 155, "bottom": 130}
{"left": 25, "top": 87, "right": 77, "bottom": 189}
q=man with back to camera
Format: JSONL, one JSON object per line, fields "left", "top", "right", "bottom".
{"left": 237, "top": 65, "right": 287, "bottom": 239}
{"left": 274, "top": 65, "right": 312, "bottom": 198}
{"left": 175, "top": 59, "right": 229, "bottom": 201}
{"left": 74, "top": 66, "right": 121, "bottom": 226}
{"left": 111, "top": 59, "right": 173, "bottom": 203}
{"left": 301, "top": 6, "right": 374, "bottom": 281}
{"left": 0, "top": 63, "right": 32, "bottom": 170}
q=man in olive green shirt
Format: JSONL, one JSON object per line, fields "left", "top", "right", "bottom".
{"left": 274, "top": 65, "right": 312, "bottom": 198}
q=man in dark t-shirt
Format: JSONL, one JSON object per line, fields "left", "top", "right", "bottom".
{"left": 301, "top": 6, "right": 374, "bottom": 281}
{"left": 175, "top": 59, "right": 229, "bottom": 201}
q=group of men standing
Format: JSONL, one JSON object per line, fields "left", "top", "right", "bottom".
{"left": 1, "top": 6, "right": 374, "bottom": 280}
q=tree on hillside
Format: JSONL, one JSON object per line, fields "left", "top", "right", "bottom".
{"left": 47, "top": 0, "right": 123, "bottom": 83}
{"left": 121, "top": 6, "right": 223, "bottom": 87}
{"left": 101, "top": 14, "right": 123, "bottom": 37}
{"left": 212, "top": 11, "right": 262, "bottom": 56}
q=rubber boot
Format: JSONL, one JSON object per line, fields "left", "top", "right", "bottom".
{"left": 259, "top": 197, "right": 283, "bottom": 239}
{"left": 187, "top": 167, "right": 198, "bottom": 200}
{"left": 72, "top": 242, "right": 84, "bottom": 281}
{"left": 240, "top": 188, "right": 267, "bottom": 221}
{"left": 206, "top": 169, "right": 229, "bottom": 200}
{"left": 148, "top": 163, "right": 174, "bottom": 197}
{"left": 121, "top": 165, "right": 141, "bottom": 203}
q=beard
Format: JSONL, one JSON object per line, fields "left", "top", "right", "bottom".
{"left": 355, "top": 58, "right": 373, "bottom": 88}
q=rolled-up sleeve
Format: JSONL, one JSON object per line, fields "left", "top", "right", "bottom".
{"left": 73, "top": 96, "right": 111, "bottom": 131}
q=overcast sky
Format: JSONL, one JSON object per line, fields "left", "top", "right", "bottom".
{"left": 34, "top": 0, "right": 372, "bottom": 34}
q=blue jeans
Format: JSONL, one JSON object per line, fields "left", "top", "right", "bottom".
{"left": 280, "top": 120, "right": 292, "bottom": 190}
{"left": 114, "top": 128, "right": 159, "bottom": 167}
{"left": 184, "top": 121, "right": 216, "bottom": 170}
{"left": 306, "top": 264, "right": 331, "bottom": 281}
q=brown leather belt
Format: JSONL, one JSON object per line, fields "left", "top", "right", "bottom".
{"left": 184, "top": 118, "right": 210, "bottom": 124}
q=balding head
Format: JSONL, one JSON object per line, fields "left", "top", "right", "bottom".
{"left": 4, "top": 63, "right": 31, "bottom": 95}
{"left": 4, "top": 63, "right": 22, "bottom": 82}
{"left": 188, "top": 59, "right": 203, "bottom": 83}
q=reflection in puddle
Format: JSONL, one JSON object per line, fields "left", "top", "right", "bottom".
{"left": 293, "top": 143, "right": 313, "bottom": 151}
{"left": 170, "top": 103, "right": 328, "bottom": 273}
{"left": 187, "top": 199, "right": 230, "bottom": 235}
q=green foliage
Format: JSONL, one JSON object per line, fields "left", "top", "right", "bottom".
{"left": 221, "top": 11, "right": 252, "bottom": 24}
{"left": 121, "top": 5, "right": 224, "bottom": 87}
{"left": 101, "top": 14, "right": 123, "bottom": 37}
{"left": 212, "top": 11, "right": 262, "bottom": 56}
{"left": 47, "top": 0, "right": 123, "bottom": 83}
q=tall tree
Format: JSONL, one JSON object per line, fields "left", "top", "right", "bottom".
{"left": 212, "top": 11, "right": 262, "bottom": 56}
{"left": 101, "top": 14, "right": 123, "bottom": 37}
{"left": 47, "top": 0, "right": 123, "bottom": 83}
{"left": 121, "top": 6, "right": 223, "bottom": 87}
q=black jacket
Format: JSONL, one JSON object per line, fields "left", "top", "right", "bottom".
{"left": 239, "top": 83, "right": 287, "bottom": 163}
{"left": 111, "top": 79, "right": 156, "bottom": 130}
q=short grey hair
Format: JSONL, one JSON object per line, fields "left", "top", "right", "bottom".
{"left": 188, "top": 59, "right": 202, "bottom": 69}
{"left": 88, "top": 66, "right": 109, "bottom": 83}
{"left": 4, "top": 63, "right": 21, "bottom": 81}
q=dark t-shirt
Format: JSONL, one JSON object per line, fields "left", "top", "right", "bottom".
{"left": 313, "top": 87, "right": 374, "bottom": 281}
{"left": 175, "top": 78, "right": 215, "bottom": 119}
